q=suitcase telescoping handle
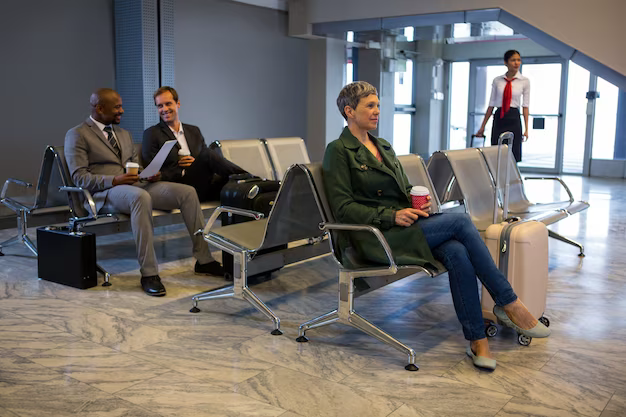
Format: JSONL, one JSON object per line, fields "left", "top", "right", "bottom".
{"left": 493, "top": 131, "right": 514, "bottom": 224}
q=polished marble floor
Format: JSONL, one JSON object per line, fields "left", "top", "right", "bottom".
{"left": 0, "top": 175, "right": 625, "bottom": 416}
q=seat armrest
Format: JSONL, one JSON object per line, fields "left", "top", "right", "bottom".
{"left": 200, "top": 206, "right": 265, "bottom": 238}
{"left": 322, "top": 222, "right": 399, "bottom": 276}
{"left": 524, "top": 177, "right": 574, "bottom": 203}
{"left": 59, "top": 186, "right": 99, "bottom": 219}
{"left": 1, "top": 178, "right": 33, "bottom": 199}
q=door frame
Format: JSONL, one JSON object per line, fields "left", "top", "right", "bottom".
{"left": 467, "top": 56, "right": 568, "bottom": 174}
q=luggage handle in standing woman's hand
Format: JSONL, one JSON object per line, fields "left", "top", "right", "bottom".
{"left": 493, "top": 131, "right": 514, "bottom": 224}
{"left": 471, "top": 134, "right": 486, "bottom": 148}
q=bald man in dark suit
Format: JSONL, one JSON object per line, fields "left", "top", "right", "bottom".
{"left": 64, "top": 88, "right": 224, "bottom": 296}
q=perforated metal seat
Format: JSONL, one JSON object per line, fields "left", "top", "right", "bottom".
{"left": 295, "top": 161, "right": 445, "bottom": 371}
{"left": 427, "top": 147, "right": 585, "bottom": 255}
{"left": 397, "top": 153, "right": 442, "bottom": 214}
{"left": 210, "top": 139, "right": 275, "bottom": 180}
{"left": 479, "top": 145, "right": 589, "bottom": 216}
{"left": 192, "top": 164, "right": 329, "bottom": 334}
{"left": 264, "top": 137, "right": 310, "bottom": 181}
{"left": 0, "top": 146, "right": 70, "bottom": 256}
{"left": 479, "top": 145, "right": 588, "bottom": 255}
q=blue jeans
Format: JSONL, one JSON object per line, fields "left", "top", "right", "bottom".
{"left": 419, "top": 213, "right": 517, "bottom": 341}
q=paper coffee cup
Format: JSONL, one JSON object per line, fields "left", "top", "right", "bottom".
{"left": 125, "top": 162, "right": 139, "bottom": 175}
{"left": 178, "top": 149, "right": 191, "bottom": 157}
{"left": 410, "top": 185, "right": 429, "bottom": 210}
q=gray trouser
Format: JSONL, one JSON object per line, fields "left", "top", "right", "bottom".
{"left": 101, "top": 181, "right": 213, "bottom": 277}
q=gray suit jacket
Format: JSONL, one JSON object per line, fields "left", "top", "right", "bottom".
{"left": 64, "top": 117, "right": 141, "bottom": 212}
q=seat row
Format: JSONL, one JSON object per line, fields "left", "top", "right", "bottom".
{"left": 427, "top": 145, "right": 589, "bottom": 255}
{"left": 0, "top": 137, "right": 311, "bottom": 283}
{"left": 196, "top": 145, "right": 589, "bottom": 371}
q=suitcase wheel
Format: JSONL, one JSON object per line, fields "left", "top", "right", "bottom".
{"left": 518, "top": 333, "right": 532, "bottom": 346}
{"left": 538, "top": 316, "right": 550, "bottom": 327}
{"left": 485, "top": 324, "right": 498, "bottom": 338}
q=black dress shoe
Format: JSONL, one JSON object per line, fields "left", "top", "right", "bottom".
{"left": 140, "top": 275, "right": 166, "bottom": 296}
{"left": 194, "top": 261, "right": 224, "bottom": 276}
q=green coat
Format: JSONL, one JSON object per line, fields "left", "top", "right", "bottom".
{"left": 322, "top": 127, "right": 437, "bottom": 270}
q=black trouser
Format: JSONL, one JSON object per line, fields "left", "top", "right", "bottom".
{"left": 182, "top": 148, "right": 247, "bottom": 201}
{"left": 491, "top": 107, "right": 523, "bottom": 162}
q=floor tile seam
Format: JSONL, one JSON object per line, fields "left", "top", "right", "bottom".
{"left": 383, "top": 400, "right": 406, "bottom": 417}
{"left": 493, "top": 396, "right": 514, "bottom": 417}
{"left": 106, "top": 389, "right": 169, "bottom": 417}
{"left": 113, "top": 368, "right": 236, "bottom": 396}
{"left": 554, "top": 346, "right": 626, "bottom": 367}
{"left": 599, "top": 392, "right": 617, "bottom": 417}
{"left": 124, "top": 344, "right": 248, "bottom": 380}
{"left": 538, "top": 351, "right": 621, "bottom": 394}
{"left": 234, "top": 364, "right": 406, "bottom": 414}
{"left": 37, "top": 345, "right": 174, "bottom": 381}
{"left": 438, "top": 370, "right": 513, "bottom": 397}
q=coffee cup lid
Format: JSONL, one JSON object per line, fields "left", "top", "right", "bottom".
{"left": 410, "top": 185, "right": 429, "bottom": 196}
{"left": 126, "top": 162, "right": 139, "bottom": 168}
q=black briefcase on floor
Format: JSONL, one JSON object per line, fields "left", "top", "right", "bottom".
{"left": 37, "top": 226, "right": 98, "bottom": 289}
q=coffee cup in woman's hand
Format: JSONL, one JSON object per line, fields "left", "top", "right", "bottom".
{"left": 410, "top": 186, "right": 430, "bottom": 210}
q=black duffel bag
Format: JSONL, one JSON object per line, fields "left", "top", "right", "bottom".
{"left": 219, "top": 174, "right": 286, "bottom": 281}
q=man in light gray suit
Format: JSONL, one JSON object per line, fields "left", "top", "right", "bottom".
{"left": 64, "top": 88, "right": 224, "bottom": 296}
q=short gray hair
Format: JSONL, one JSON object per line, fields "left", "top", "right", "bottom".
{"left": 336, "top": 81, "right": 378, "bottom": 120}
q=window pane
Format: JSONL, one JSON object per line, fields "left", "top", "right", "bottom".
{"left": 592, "top": 77, "right": 619, "bottom": 159}
{"left": 394, "top": 59, "right": 413, "bottom": 105}
{"left": 474, "top": 65, "right": 507, "bottom": 113}
{"left": 482, "top": 21, "right": 514, "bottom": 36}
{"left": 449, "top": 62, "right": 469, "bottom": 150}
{"left": 453, "top": 23, "right": 470, "bottom": 38}
{"left": 403, "top": 27, "right": 414, "bottom": 42}
{"left": 522, "top": 63, "right": 561, "bottom": 114}
{"left": 393, "top": 113, "right": 412, "bottom": 155}
{"left": 563, "top": 62, "right": 589, "bottom": 173}
{"left": 346, "top": 62, "right": 353, "bottom": 85}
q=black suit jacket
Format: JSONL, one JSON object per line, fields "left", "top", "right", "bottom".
{"left": 142, "top": 120, "right": 208, "bottom": 182}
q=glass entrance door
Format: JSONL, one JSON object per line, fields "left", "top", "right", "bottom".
{"left": 468, "top": 58, "right": 566, "bottom": 174}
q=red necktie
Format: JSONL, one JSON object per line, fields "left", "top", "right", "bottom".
{"left": 501, "top": 78, "right": 514, "bottom": 119}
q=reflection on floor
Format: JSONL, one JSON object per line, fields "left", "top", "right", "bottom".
{"left": 0, "top": 175, "right": 625, "bottom": 417}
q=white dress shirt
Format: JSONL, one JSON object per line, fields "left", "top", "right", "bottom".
{"left": 169, "top": 122, "right": 190, "bottom": 154}
{"left": 488, "top": 72, "right": 530, "bottom": 109}
{"left": 169, "top": 122, "right": 190, "bottom": 176}
{"left": 90, "top": 116, "right": 120, "bottom": 148}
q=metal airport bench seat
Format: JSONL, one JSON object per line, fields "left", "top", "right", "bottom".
{"left": 192, "top": 163, "right": 330, "bottom": 334}
{"left": 295, "top": 158, "right": 445, "bottom": 372}
{"left": 210, "top": 137, "right": 309, "bottom": 181}
{"left": 49, "top": 145, "right": 220, "bottom": 285}
{"left": 479, "top": 145, "right": 590, "bottom": 216}
{"left": 0, "top": 146, "right": 70, "bottom": 256}
{"left": 427, "top": 147, "right": 586, "bottom": 255}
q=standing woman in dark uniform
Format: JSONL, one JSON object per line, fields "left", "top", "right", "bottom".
{"left": 475, "top": 50, "right": 530, "bottom": 162}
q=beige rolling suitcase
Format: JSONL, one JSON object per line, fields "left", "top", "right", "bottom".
{"left": 481, "top": 133, "right": 551, "bottom": 345}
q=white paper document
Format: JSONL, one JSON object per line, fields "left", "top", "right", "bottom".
{"left": 139, "top": 140, "right": 177, "bottom": 179}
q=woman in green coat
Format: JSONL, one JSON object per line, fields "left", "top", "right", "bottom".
{"left": 322, "top": 81, "right": 549, "bottom": 370}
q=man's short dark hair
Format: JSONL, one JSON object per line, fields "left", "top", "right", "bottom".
{"left": 153, "top": 86, "right": 179, "bottom": 104}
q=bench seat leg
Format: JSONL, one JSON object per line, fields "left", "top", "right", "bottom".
{"left": 0, "top": 209, "right": 37, "bottom": 256}
{"left": 548, "top": 229, "right": 585, "bottom": 256}
{"left": 189, "top": 250, "right": 282, "bottom": 335}
{"left": 190, "top": 285, "right": 235, "bottom": 312}
{"left": 242, "top": 287, "right": 282, "bottom": 335}
{"left": 296, "top": 270, "right": 419, "bottom": 371}
{"left": 96, "top": 264, "right": 112, "bottom": 287}
{"left": 296, "top": 310, "right": 339, "bottom": 342}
